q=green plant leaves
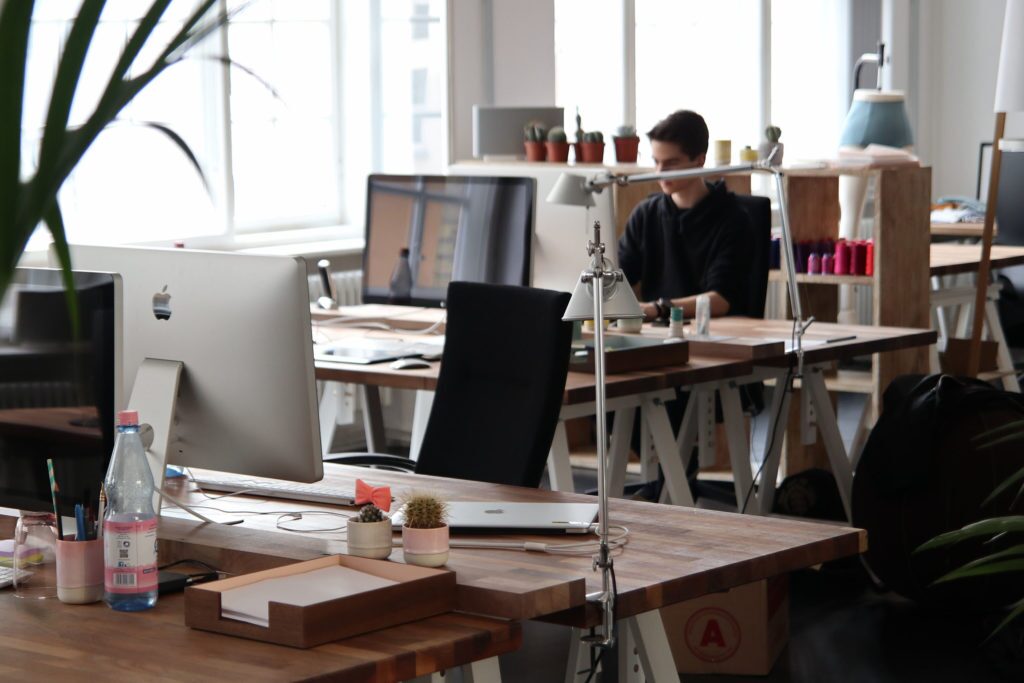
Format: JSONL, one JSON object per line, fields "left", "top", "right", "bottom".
{"left": 916, "top": 516, "right": 1024, "bottom": 552}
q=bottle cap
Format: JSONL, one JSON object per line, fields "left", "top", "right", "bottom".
{"left": 670, "top": 306, "right": 683, "bottom": 322}
{"left": 117, "top": 410, "right": 139, "bottom": 426}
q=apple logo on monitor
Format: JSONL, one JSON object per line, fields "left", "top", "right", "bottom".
{"left": 152, "top": 285, "right": 172, "bottom": 321}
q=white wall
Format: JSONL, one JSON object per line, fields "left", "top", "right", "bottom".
{"left": 447, "top": 0, "right": 556, "bottom": 163}
{"left": 915, "top": 0, "right": 1024, "bottom": 199}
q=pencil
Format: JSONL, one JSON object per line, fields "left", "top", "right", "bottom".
{"left": 45, "top": 458, "right": 63, "bottom": 540}
{"left": 97, "top": 485, "right": 106, "bottom": 539}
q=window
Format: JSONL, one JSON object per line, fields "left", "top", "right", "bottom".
{"left": 22, "top": 0, "right": 447, "bottom": 250}
{"left": 554, "top": 0, "right": 847, "bottom": 165}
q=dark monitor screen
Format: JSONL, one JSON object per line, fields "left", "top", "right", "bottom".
{"left": 362, "top": 174, "right": 534, "bottom": 307}
{"left": 0, "top": 269, "right": 117, "bottom": 515}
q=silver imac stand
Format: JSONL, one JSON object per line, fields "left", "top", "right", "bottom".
{"left": 127, "top": 359, "right": 233, "bottom": 525}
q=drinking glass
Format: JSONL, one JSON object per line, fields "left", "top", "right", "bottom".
{"left": 13, "top": 512, "right": 59, "bottom": 599}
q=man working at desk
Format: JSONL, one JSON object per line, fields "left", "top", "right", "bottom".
{"left": 619, "top": 109, "right": 754, "bottom": 321}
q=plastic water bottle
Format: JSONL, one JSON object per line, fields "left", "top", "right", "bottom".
{"left": 102, "top": 410, "right": 158, "bottom": 611}
{"left": 389, "top": 247, "right": 413, "bottom": 303}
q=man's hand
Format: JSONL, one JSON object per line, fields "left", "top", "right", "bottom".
{"left": 641, "top": 301, "right": 659, "bottom": 322}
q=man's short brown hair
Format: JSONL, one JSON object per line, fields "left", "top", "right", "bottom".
{"left": 646, "top": 110, "right": 709, "bottom": 160}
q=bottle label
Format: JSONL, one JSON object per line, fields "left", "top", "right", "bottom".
{"left": 104, "top": 518, "right": 158, "bottom": 593}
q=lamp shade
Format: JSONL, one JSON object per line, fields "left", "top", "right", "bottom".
{"left": 839, "top": 90, "right": 914, "bottom": 148}
{"left": 995, "top": 0, "right": 1024, "bottom": 113}
{"left": 563, "top": 270, "right": 643, "bottom": 321}
{"left": 547, "top": 173, "right": 595, "bottom": 207}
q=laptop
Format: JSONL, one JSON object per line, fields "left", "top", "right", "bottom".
{"left": 391, "top": 501, "right": 599, "bottom": 535}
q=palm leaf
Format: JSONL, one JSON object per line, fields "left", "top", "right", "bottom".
{"left": 134, "top": 121, "right": 210, "bottom": 193}
{"left": 983, "top": 465, "right": 1024, "bottom": 508}
{"left": 0, "top": 0, "right": 34, "bottom": 288}
{"left": 938, "top": 544, "right": 1024, "bottom": 575}
{"left": 986, "top": 597, "right": 1024, "bottom": 642}
{"left": 43, "top": 200, "right": 79, "bottom": 341}
{"left": 915, "top": 516, "right": 1024, "bottom": 553}
{"left": 933, "top": 558, "right": 1024, "bottom": 584}
{"left": 195, "top": 55, "right": 284, "bottom": 102}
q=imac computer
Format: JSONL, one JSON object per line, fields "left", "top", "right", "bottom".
{"left": 361, "top": 174, "right": 534, "bottom": 307}
{"left": 63, "top": 246, "right": 323, "bottom": 506}
{"left": 0, "top": 268, "right": 118, "bottom": 517}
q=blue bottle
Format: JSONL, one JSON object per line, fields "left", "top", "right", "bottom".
{"left": 102, "top": 410, "right": 158, "bottom": 611}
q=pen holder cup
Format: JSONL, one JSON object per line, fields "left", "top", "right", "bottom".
{"left": 56, "top": 537, "right": 104, "bottom": 604}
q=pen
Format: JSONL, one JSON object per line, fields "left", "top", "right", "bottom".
{"left": 97, "top": 486, "right": 106, "bottom": 539}
{"left": 46, "top": 458, "right": 63, "bottom": 540}
{"left": 75, "top": 503, "right": 86, "bottom": 541}
{"left": 826, "top": 335, "right": 857, "bottom": 344}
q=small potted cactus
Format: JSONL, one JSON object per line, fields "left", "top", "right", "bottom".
{"left": 523, "top": 122, "right": 548, "bottom": 161}
{"left": 346, "top": 503, "right": 393, "bottom": 560}
{"left": 613, "top": 124, "right": 640, "bottom": 163}
{"left": 400, "top": 492, "right": 450, "bottom": 567}
{"left": 546, "top": 126, "right": 570, "bottom": 163}
{"left": 578, "top": 130, "right": 605, "bottom": 164}
{"left": 759, "top": 125, "right": 784, "bottom": 166}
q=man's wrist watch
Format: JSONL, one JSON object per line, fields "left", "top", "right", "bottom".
{"left": 654, "top": 297, "right": 672, "bottom": 319}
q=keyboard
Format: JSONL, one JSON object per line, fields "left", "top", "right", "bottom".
{"left": 0, "top": 565, "right": 32, "bottom": 590}
{"left": 190, "top": 476, "right": 357, "bottom": 506}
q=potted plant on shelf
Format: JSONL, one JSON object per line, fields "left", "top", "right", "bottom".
{"left": 578, "top": 131, "right": 605, "bottom": 164}
{"left": 346, "top": 503, "right": 393, "bottom": 560}
{"left": 546, "top": 126, "right": 570, "bottom": 163}
{"left": 613, "top": 124, "right": 640, "bottom": 163}
{"left": 0, "top": 1, "right": 231, "bottom": 310}
{"left": 523, "top": 122, "right": 547, "bottom": 161}
{"left": 759, "top": 125, "right": 784, "bottom": 165}
{"left": 400, "top": 492, "right": 449, "bottom": 567}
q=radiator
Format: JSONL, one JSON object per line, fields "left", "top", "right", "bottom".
{"left": 308, "top": 269, "right": 362, "bottom": 307}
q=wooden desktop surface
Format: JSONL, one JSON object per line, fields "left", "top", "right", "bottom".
{"left": 930, "top": 221, "right": 992, "bottom": 239}
{"left": 164, "top": 465, "right": 865, "bottom": 628}
{"left": 313, "top": 326, "right": 756, "bottom": 403}
{"left": 930, "top": 242, "right": 1024, "bottom": 276}
{"left": 0, "top": 588, "right": 519, "bottom": 683}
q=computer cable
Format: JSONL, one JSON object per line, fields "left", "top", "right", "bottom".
{"left": 740, "top": 367, "right": 794, "bottom": 514}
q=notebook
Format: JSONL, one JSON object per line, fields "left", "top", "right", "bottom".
{"left": 390, "top": 501, "right": 599, "bottom": 535}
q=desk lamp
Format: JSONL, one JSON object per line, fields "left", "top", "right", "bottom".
{"left": 547, "top": 148, "right": 805, "bottom": 650}
{"left": 968, "top": 0, "right": 1024, "bottom": 376}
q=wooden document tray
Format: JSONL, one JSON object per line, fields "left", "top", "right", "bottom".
{"left": 573, "top": 335, "right": 689, "bottom": 374}
{"left": 185, "top": 555, "right": 456, "bottom": 648}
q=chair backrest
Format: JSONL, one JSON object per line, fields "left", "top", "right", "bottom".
{"left": 415, "top": 281, "right": 572, "bottom": 487}
{"left": 996, "top": 147, "right": 1024, "bottom": 246}
{"left": 734, "top": 194, "right": 772, "bottom": 318}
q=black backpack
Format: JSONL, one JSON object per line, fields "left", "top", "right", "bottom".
{"left": 852, "top": 374, "right": 1024, "bottom": 608}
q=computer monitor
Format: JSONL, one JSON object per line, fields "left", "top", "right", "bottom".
{"left": 63, "top": 246, "right": 323, "bottom": 493}
{"left": 362, "top": 174, "right": 534, "bottom": 307}
{"left": 0, "top": 268, "right": 119, "bottom": 515}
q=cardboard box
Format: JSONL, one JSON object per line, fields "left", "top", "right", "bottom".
{"left": 660, "top": 575, "right": 789, "bottom": 676}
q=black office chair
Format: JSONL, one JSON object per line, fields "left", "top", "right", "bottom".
{"left": 992, "top": 147, "right": 1024, "bottom": 348}
{"left": 325, "top": 281, "right": 573, "bottom": 488}
{"left": 735, "top": 194, "right": 773, "bottom": 319}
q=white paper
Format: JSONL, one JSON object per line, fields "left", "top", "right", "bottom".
{"left": 220, "top": 565, "right": 397, "bottom": 627}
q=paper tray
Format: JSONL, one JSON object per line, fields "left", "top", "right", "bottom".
{"left": 184, "top": 554, "right": 456, "bottom": 648}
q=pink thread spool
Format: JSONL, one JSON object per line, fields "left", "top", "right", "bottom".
{"left": 821, "top": 253, "right": 834, "bottom": 274}
{"left": 834, "top": 240, "right": 851, "bottom": 275}
{"left": 807, "top": 253, "right": 821, "bottom": 274}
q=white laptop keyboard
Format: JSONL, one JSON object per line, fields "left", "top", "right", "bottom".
{"left": 0, "top": 566, "right": 32, "bottom": 589}
{"left": 190, "top": 476, "right": 357, "bottom": 506}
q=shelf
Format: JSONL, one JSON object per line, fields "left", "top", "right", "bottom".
{"left": 768, "top": 270, "right": 874, "bottom": 286}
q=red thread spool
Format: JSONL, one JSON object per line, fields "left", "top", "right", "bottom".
{"left": 865, "top": 240, "right": 874, "bottom": 276}
{"left": 834, "top": 240, "right": 851, "bottom": 275}
{"left": 851, "top": 241, "right": 868, "bottom": 275}
{"left": 821, "top": 253, "right": 834, "bottom": 274}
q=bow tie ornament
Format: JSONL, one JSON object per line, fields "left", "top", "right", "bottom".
{"left": 355, "top": 479, "right": 392, "bottom": 513}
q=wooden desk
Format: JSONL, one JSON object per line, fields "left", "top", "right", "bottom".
{"left": 314, "top": 324, "right": 755, "bottom": 500}
{"left": 929, "top": 242, "right": 1024, "bottom": 276}
{"left": 160, "top": 464, "right": 862, "bottom": 680}
{"left": 0, "top": 589, "right": 518, "bottom": 682}
{"left": 930, "top": 221, "right": 991, "bottom": 239}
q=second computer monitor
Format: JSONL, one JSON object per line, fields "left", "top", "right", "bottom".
{"left": 362, "top": 174, "right": 534, "bottom": 307}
